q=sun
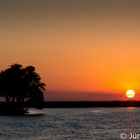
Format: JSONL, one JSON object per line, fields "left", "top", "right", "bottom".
{"left": 126, "top": 90, "right": 135, "bottom": 98}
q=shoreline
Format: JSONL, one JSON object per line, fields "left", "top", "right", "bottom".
{"left": 0, "top": 101, "right": 140, "bottom": 109}
{"left": 42, "top": 101, "right": 140, "bottom": 108}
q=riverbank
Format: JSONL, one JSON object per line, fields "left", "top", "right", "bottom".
{"left": 41, "top": 101, "right": 140, "bottom": 108}
{"left": 0, "top": 101, "right": 139, "bottom": 111}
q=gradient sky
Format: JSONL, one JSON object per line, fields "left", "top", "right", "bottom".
{"left": 1, "top": 0, "right": 140, "bottom": 100}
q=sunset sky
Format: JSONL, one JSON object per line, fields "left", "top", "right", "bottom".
{"left": 1, "top": 0, "right": 140, "bottom": 100}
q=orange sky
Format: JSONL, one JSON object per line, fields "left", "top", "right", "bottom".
{"left": 1, "top": 0, "right": 140, "bottom": 100}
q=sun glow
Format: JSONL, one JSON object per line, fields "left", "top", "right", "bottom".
{"left": 126, "top": 90, "right": 135, "bottom": 98}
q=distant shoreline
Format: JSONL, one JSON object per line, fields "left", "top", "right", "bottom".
{"left": 0, "top": 101, "right": 140, "bottom": 109}
{"left": 43, "top": 101, "right": 140, "bottom": 108}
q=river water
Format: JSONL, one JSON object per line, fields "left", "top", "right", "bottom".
{"left": 0, "top": 108, "right": 140, "bottom": 140}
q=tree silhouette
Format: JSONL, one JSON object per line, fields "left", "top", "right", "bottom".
{"left": 0, "top": 64, "right": 46, "bottom": 114}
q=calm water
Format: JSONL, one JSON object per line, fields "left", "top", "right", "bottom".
{"left": 0, "top": 108, "right": 140, "bottom": 140}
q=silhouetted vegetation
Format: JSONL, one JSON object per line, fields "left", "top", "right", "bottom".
{"left": 0, "top": 64, "right": 46, "bottom": 115}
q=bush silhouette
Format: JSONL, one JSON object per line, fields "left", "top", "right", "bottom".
{"left": 0, "top": 64, "right": 46, "bottom": 115}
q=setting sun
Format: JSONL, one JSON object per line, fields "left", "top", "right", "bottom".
{"left": 126, "top": 90, "right": 136, "bottom": 99}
